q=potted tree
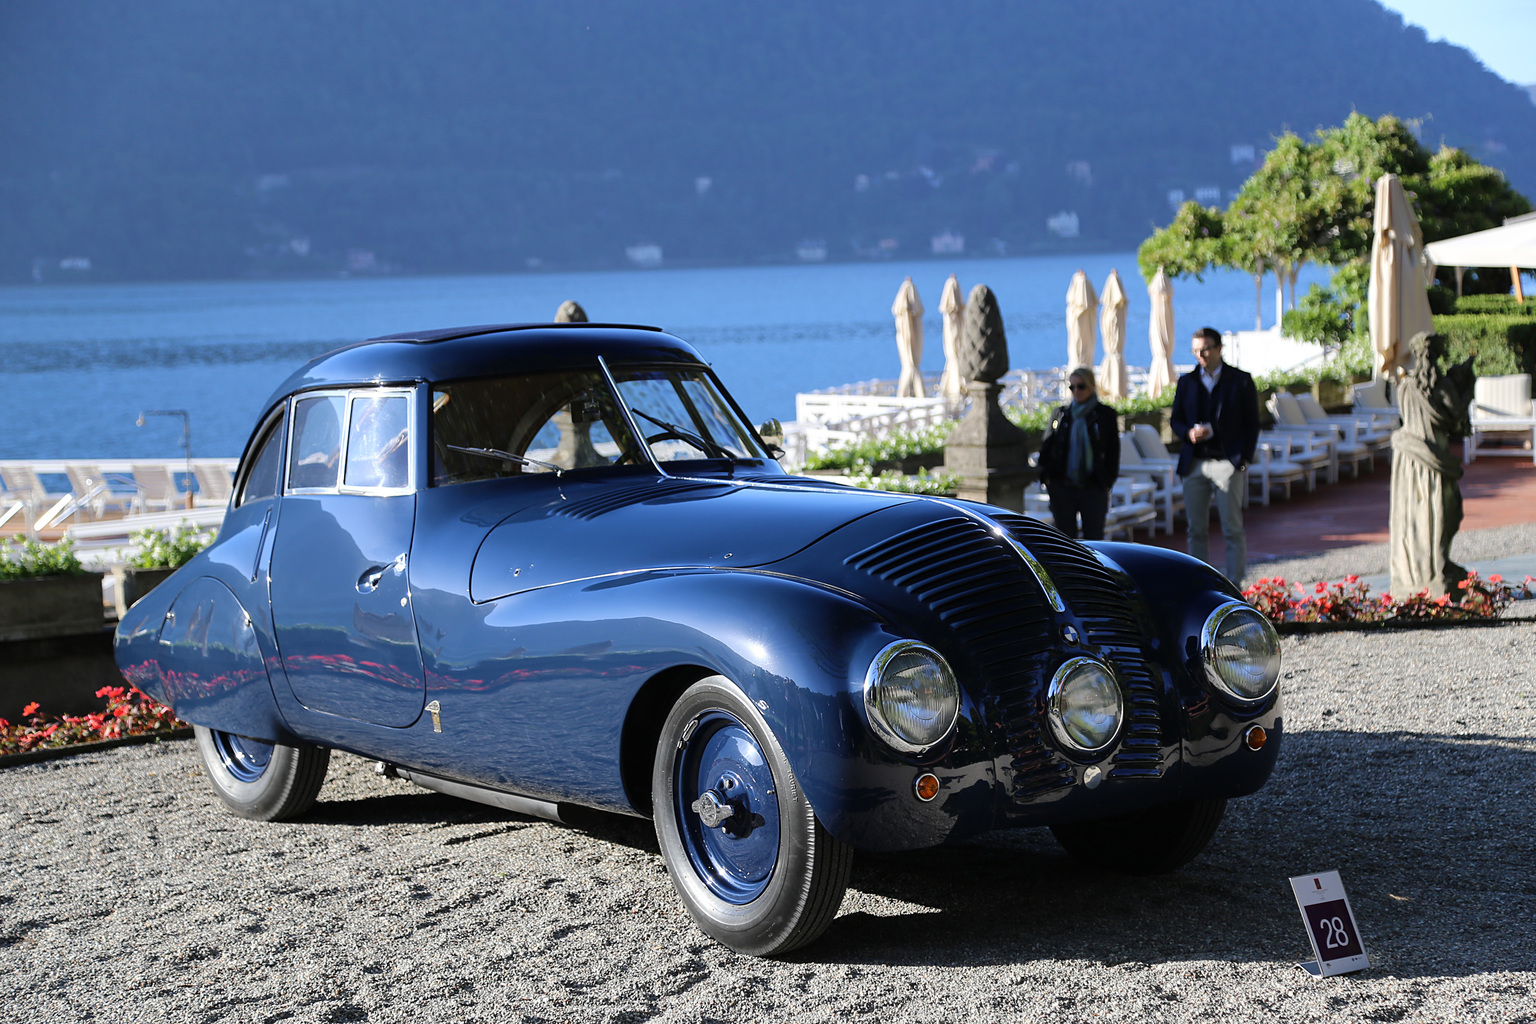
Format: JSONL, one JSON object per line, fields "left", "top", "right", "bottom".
{"left": 0, "top": 538, "right": 104, "bottom": 642}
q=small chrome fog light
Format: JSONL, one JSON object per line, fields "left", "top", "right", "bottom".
{"left": 1047, "top": 657, "right": 1124, "bottom": 756}
{"left": 1245, "top": 725, "right": 1268, "bottom": 750}
{"left": 913, "top": 773, "right": 940, "bottom": 802}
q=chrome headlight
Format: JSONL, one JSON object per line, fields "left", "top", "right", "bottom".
{"left": 1047, "top": 657, "right": 1124, "bottom": 756}
{"left": 863, "top": 641, "right": 960, "bottom": 753}
{"left": 1201, "top": 600, "right": 1282, "bottom": 702}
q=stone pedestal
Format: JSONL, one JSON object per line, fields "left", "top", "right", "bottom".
{"left": 943, "top": 382, "right": 1034, "bottom": 510}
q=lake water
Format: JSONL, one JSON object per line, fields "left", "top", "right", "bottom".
{"left": 0, "top": 255, "right": 1327, "bottom": 460}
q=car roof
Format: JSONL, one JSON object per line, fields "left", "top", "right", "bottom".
{"left": 261, "top": 322, "right": 705, "bottom": 410}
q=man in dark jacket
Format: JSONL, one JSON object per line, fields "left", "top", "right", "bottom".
{"left": 1169, "top": 327, "right": 1259, "bottom": 584}
{"left": 1035, "top": 367, "right": 1120, "bottom": 539}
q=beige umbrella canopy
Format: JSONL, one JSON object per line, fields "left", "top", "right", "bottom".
{"left": 1066, "top": 270, "right": 1097, "bottom": 371}
{"left": 1098, "top": 269, "right": 1129, "bottom": 401}
{"left": 1367, "top": 173, "right": 1436, "bottom": 378}
{"left": 1147, "top": 267, "right": 1177, "bottom": 399}
{"left": 937, "top": 273, "right": 965, "bottom": 403}
{"left": 892, "top": 276, "right": 926, "bottom": 397}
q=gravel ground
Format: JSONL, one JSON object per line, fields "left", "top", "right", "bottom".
{"left": 4, "top": 588, "right": 1534, "bottom": 1022}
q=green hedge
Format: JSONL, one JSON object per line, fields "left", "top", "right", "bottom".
{"left": 1432, "top": 313, "right": 1536, "bottom": 377}
{"left": 1449, "top": 293, "right": 1536, "bottom": 316}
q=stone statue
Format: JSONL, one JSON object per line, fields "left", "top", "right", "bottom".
{"left": 555, "top": 300, "right": 588, "bottom": 323}
{"left": 944, "top": 285, "right": 1032, "bottom": 509}
{"left": 1389, "top": 332, "right": 1475, "bottom": 600}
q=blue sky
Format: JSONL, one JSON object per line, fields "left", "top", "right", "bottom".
{"left": 1379, "top": 0, "right": 1536, "bottom": 84}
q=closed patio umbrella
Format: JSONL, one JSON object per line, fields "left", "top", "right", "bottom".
{"left": 1066, "top": 270, "right": 1097, "bottom": 371}
{"left": 1147, "top": 267, "right": 1177, "bottom": 399}
{"left": 1098, "top": 269, "right": 1129, "bottom": 400}
{"left": 892, "top": 276, "right": 926, "bottom": 397}
{"left": 1367, "top": 173, "right": 1435, "bottom": 378}
{"left": 937, "top": 273, "right": 965, "bottom": 403}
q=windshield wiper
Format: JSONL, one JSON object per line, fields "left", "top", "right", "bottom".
{"left": 630, "top": 409, "right": 735, "bottom": 461}
{"left": 447, "top": 444, "right": 563, "bottom": 476}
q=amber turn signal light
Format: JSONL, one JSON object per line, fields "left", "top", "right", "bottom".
{"left": 913, "top": 773, "right": 940, "bottom": 802}
{"left": 1244, "top": 725, "right": 1267, "bottom": 750}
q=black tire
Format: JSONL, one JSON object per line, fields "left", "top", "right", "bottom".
{"left": 1049, "top": 798, "right": 1228, "bottom": 875}
{"left": 652, "top": 676, "right": 852, "bottom": 956}
{"left": 194, "top": 725, "right": 330, "bottom": 822}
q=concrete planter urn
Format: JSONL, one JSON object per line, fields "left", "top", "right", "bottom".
{"left": 111, "top": 566, "right": 178, "bottom": 619}
{"left": 0, "top": 573, "right": 105, "bottom": 642}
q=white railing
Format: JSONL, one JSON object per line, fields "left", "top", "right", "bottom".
{"left": 782, "top": 365, "right": 1150, "bottom": 470}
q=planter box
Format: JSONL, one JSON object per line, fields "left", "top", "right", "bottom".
{"left": 111, "top": 566, "right": 177, "bottom": 619}
{"left": 1312, "top": 378, "right": 1350, "bottom": 412}
{"left": 0, "top": 573, "right": 105, "bottom": 642}
{"left": 1119, "top": 408, "right": 1175, "bottom": 445}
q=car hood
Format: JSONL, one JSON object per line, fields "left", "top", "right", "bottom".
{"left": 468, "top": 475, "right": 913, "bottom": 602}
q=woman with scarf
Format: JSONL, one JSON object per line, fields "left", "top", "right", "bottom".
{"left": 1035, "top": 366, "right": 1120, "bottom": 539}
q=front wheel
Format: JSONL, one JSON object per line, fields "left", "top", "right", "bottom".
{"left": 1049, "top": 798, "right": 1227, "bottom": 875}
{"left": 652, "top": 677, "right": 852, "bottom": 956}
{"left": 194, "top": 725, "right": 330, "bottom": 821}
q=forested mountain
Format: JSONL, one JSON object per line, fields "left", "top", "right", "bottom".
{"left": 3, "top": 0, "right": 1534, "bottom": 282}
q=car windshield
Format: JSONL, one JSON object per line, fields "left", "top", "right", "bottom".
{"left": 430, "top": 369, "right": 639, "bottom": 486}
{"left": 609, "top": 366, "right": 772, "bottom": 465}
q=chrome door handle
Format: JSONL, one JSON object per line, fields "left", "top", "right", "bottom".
{"left": 356, "top": 553, "right": 407, "bottom": 593}
{"left": 357, "top": 565, "right": 387, "bottom": 593}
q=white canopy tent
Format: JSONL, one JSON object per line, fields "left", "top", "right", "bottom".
{"left": 1423, "top": 213, "right": 1536, "bottom": 302}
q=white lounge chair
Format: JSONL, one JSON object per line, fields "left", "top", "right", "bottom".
{"left": 1351, "top": 378, "right": 1401, "bottom": 430}
{"left": 1268, "top": 391, "right": 1370, "bottom": 481}
{"left": 1106, "top": 478, "right": 1158, "bottom": 539}
{"left": 1294, "top": 393, "right": 1393, "bottom": 455}
{"left": 192, "top": 459, "right": 237, "bottom": 506}
{"left": 59, "top": 463, "right": 144, "bottom": 522}
{"left": 1248, "top": 435, "right": 1311, "bottom": 505}
{"left": 131, "top": 463, "right": 185, "bottom": 512}
{"left": 1120, "top": 431, "right": 1182, "bottom": 533}
{"left": 1464, "top": 373, "right": 1536, "bottom": 465}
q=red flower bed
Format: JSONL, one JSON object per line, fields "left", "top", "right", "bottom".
{"left": 1243, "top": 571, "right": 1534, "bottom": 625}
{"left": 0, "top": 685, "right": 185, "bottom": 756}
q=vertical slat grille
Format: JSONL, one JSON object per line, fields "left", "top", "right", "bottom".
{"left": 991, "top": 514, "right": 1167, "bottom": 780}
{"left": 846, "top": 517, "right": 1073, "bottom": 798}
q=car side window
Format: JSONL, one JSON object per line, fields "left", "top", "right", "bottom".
{"left": 288, "top": 395, "right": 344, "bottom": 491}
{"left": 344, "top": 394, "right": 410, "bottom": 489}
{"left": 235, "top": 413, "right": 284, "bottom": 507}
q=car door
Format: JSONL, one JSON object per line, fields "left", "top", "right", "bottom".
{"left": 268, "top": 386, "right": 426, "bottom": 728}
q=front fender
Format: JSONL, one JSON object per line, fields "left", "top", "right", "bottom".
{"left": 1088, "top": 541, "right": 1283, "bottom": 801}
{"left": 614, "top": 570, "right": 1002, "bottom": 852}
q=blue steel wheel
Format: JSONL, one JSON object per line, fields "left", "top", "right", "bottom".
{"left": 210, "top": 731, "right": 275, "bottom": 783}
{"left": 673, "top": 710, "right": 783, "bottom": 903}
{"left": 193, "top": 725, "right": 330, "bottom": 822}
{"left": 653, "top": 676, "right": 852, "bottom": 956}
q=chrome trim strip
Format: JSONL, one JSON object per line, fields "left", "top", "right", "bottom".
{"left": 924, "top": 498, "right": 1068, "bottom": 612}
{"left": 597, "top": 354, "right": 667, "bottom": 477}
{"left": 395, "top": 768, "right": 563, "bottom": 822}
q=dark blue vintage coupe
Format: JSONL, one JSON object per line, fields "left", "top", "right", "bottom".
{"left": 116, "top": 323, "right": 1283, "bottom": 955}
